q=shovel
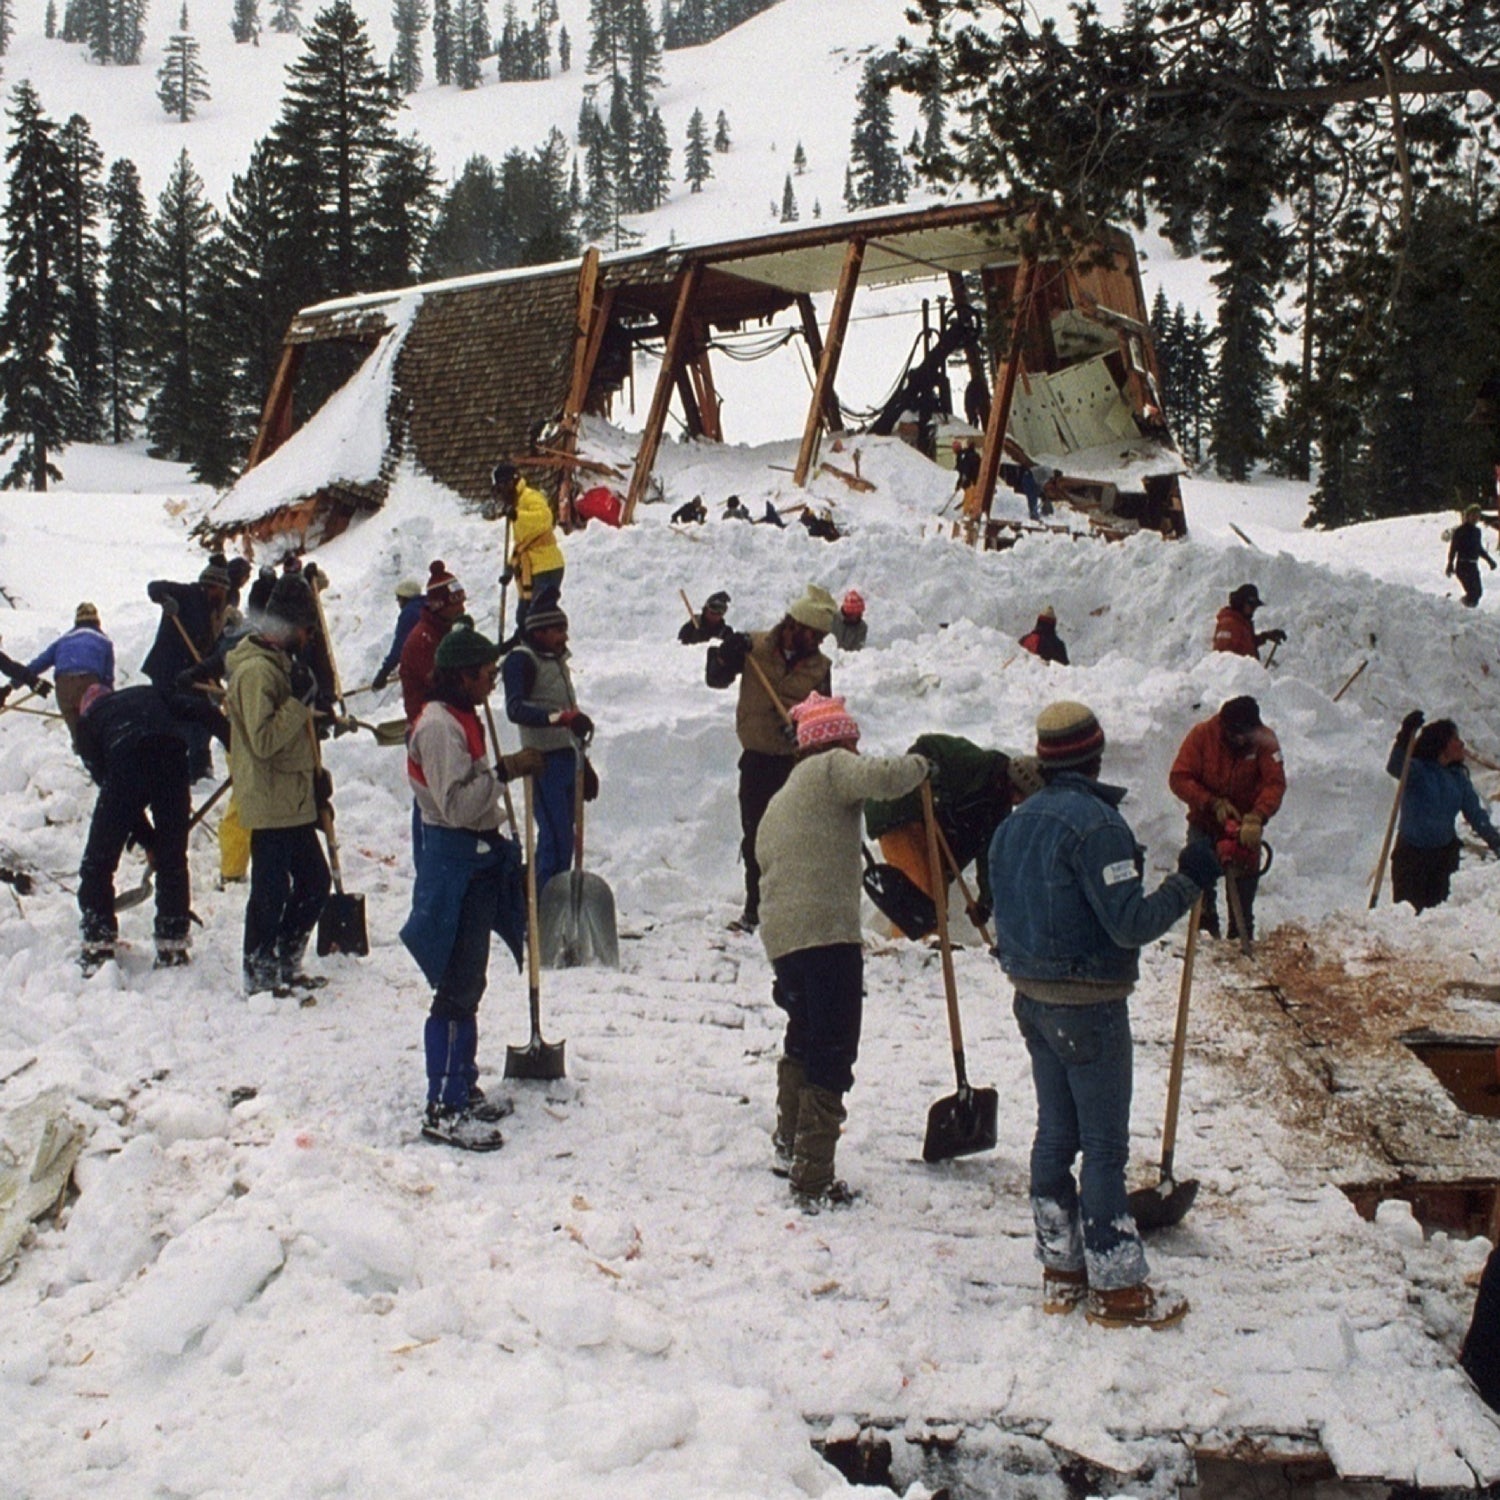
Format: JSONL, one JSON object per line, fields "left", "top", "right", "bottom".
{"left": 861, "top": 845, "right": 937, "bottom": 940}
{"left": 1128, "top": 895, "right": 1201, "bottom": 1231}
{"left": 305, "top": 722, "right": 368, "bottom": 957}
{"left": 506, "top": 773, "right": 566, "bottom": 1079}
{"left": 920, "top": 783, "right": 998, "bottom": 1163}
{"left": 539, "top": 745, "right": 618, "bottom": 968}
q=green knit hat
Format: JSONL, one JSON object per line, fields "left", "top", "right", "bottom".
{"left": 435, "top": 617, "right": 500, "bottom": 671}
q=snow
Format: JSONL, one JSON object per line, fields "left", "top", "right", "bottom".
{"left": 2, "top": 430, "right": 1500, "bottom": 1496}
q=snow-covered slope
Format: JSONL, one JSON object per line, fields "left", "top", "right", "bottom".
{"left": 1, "top": 437, "right": 1498, "bottom": 1496}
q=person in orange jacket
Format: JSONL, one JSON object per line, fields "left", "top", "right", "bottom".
{"left": 1168, "top": 695, "right": 1286, "bottom": 940}
{"left": 1212, "top": 584, "right": 1285, "bottom": 661}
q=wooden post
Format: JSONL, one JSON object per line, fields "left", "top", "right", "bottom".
{"left": 688, "top": 321, "right": 722, "bottom": 442}
{"left": 623, "top": 262, "right": 703, "bottom": 524}
{"left": 795, "top": 292, "right": 842, "bottom": 433}
{"left": 244, "top": 342, "right": 304, "bottom": 470}
{"left": 556, "top": 249, "right": 604, "bottom": 516}
{"left": 947, "top": 270, "right": 989, "bottom": 420}
{"left": 793, "top": 240, "right": 864, "bottom": 487}
{"left": 972, "top": 249, "right": 1040, "bottom": 541}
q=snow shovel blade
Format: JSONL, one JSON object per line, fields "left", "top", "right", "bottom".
{"left": 861, "top": 850, "right": 937, "bottom": 940}
{"left": 1127, "top": 1174, "right": 1199, "bottom": 1233}
{"left": 504, "top": 1033, "right": 566, "bottom": 1080}
{"left": 316, "top": 892, "right": 368, "bottom": 957}
{"left": 115, "top": 867, "right": 153, "bottom": 911}
{"left": 538, "top": 870, "right": 619, "bottom": 969}
{"left": 921, "top": 1082, "right": 999, "bottom": 1163}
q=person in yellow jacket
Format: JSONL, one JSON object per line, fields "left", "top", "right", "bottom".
{"left": 493, "top": 463, "right": 564, "bottom": 636}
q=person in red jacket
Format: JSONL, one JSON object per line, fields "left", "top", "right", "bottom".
{"left": 398, "top": 562, "right": 468, "bottom": 726}
{"left": 1168, "top": 695, "right": 1286, "bottom": 940}
{"left": 1212, "top": 584, "right": 1285, "bottom": 661}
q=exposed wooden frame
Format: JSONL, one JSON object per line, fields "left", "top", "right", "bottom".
{"left": 555, "top": 249, "right": 605, "bottom": 515}
{"left": 795, "top": 293, "right": 842, "bottom": 434}
{"left": 244, "top": 343, "right": 305, "bottom": 470}
{"left": 623, "top": 261, "right": 703, "bottom": 523}
{"left": 947, "top": 270, "right": 989, "bottom": 419}
{"left": 974, "top": 244, "right": 1041, "bottom": 537}
{"left": 688, "top": 320, "right": 723, "bottom": 442}
{"left": 793, "top": 239, "right": 864, "bottom": 487}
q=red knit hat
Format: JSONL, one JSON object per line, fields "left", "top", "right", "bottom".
{"left": 426, "top": 560, "right": 463, "bottom": 599}
{"left": 790, "top": 692, "right": 860, "bottom": 751}
{"left": 841, "top": 589, "right": 865, "bottom": 618}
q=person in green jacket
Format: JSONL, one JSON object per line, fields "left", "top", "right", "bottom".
{"left": 226, "top": 575, "right": 332, "bottom": 997}
{"left": 864, "top": 733, "right": 1042, "bottom": 937}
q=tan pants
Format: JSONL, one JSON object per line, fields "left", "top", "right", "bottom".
{"left": 55, "top": 672, "right": 100, "bottom": 748}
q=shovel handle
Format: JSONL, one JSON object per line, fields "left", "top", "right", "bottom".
{"left": 1159, "top": 895, "right": 1201, "bottom": 1175}
{"left": 308, "top": 572, "right": 346, "bottom": 712}
{"left": 934, "top": 822, "right": 993, "bottom": 947}
{"left": 522, "top": 770, "right": 543, "bottom": 1029}
{"left": 679, "top": 589, "right": 700, "bottom": 631}
{"left": 744, "top": 652, "right": 796, "bottom": 730}
{"left": 921, "top": 782, "right": 969, "bottom": 1088}
{"left": 499, "top": 517, "right": 512, "bottom": 641}
{"left": 1369, "top": 730, "right": 1415, "bottom": 909}
{"left": 170, "top": 611, "right": 204, "bottom": 665}
{"left": 304, "top": 719, "right": 346, "bottom": 895}
{"left": 482, "top": 701, "right": 520, "bottom": 840}
{"left": 188, "top": 776, "right": 232, "bottom": 833}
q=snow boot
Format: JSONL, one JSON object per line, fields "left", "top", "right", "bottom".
{"left": 727, "top": 909, "right": 758, "bottom": 934}
{"left": 153, "top": 938, "right": 191, "bottom": 970}
{"left": 772, "top": 1055, "right": 805, "bottom": 1177}
{"left": 790, "top": 1084, "right": 849, "bottom": 1207}
{"left": 466, "top": 1084, "right": 514, "bottom": 1124}
{"left": 1084, "top": 1282, "right": 1189, "bottom": 1330}
{"left": 79, "top": 941, "right": 115, "bottom": 977}
{"left": 278, "top": 936, "right": 325, "bottom": 993}
{"left": 1042, "top": 1267, "right": 1089, "bottom": 1316}
{"left": 421, "top": 1103, "right": 504, "bottom": 1152}
{"left": 244, "top": 950, "right": 289, "bottom": 998}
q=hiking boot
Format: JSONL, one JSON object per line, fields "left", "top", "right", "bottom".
{"left": 79, "top": 941, "right": 115, "bottom": 977}
{"left": 1084, "top": 1282, "right": 1189, "bottom": 1330}
{"left": 421, "top": 1103, "right": 505, "bottom": 1153}
{"left": 466, "top": 1085, "right": 514, "bottom": 1124}
{"left": 727, "top": 910, "right": 758, "bottom": 934}
{"left": 1042, "top": 1267, "right": 1089, "bottom": 1316}
{"left": 790, "top": 1084, "right": 848, "bottom": 1199}
{"left": 792, "top": 1179, "right": 860, "bottom": 1214}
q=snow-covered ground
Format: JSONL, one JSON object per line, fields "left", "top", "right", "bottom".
{"left": 2, "top": 432, "right": 1499, "bottom": 1498}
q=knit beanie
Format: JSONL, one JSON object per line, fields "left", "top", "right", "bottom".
{"left": 1219, "top": 695, "right": 1262, "bottom": 737}
{"left": 525, "top": 600, "right": 568, "bottom": 634}
{"left": 841, "top": 589, "right": 865, "bottom": 618}
{"left": 227, "top": 558, "right": 252, "bottom": 588}
{"left": 395, "top": 578, "right": 423, "bottom": 601}
{"left": 1037, "top": 605, "right": 1057, "bottom": 623}
{"left": 74, "top": 601, "right": 100, "bottom": 626}
{"left": 426, "top": 560, "right": 462, "bottom": 599}
{"left": 1006, "top": 754, "right": 1045, "bottom": 800}
{"left": 787, "top": 583, "right": 837, "bottom": 634}
{"left": 199, "top": 554, "right": 232, "bottom": 589}
{"left": 1035, "top": 701, "right": 1105, "bottom": 770}
{"left": 435, "top": 617, "right": 501, "bottom": 671}
{"left": 266, "top": 575, "right": 318, "bottom": 631}
{"left": 1229, "top": 583, "right": 1263, "bottom": 611}
{"left": 704, "top": 591, "right": 731, "bottom": 615}
{"left": 790, "top": 691, "right": 860, "bottom": 751}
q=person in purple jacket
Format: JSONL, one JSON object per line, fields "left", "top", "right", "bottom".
{"left": 25, "top": 602, "right": 115, "bottom": 746}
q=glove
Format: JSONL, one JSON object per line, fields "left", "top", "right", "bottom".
{"left": 32, "top": 677, "right": 51, "bottom": 698}
{"left": 499, "top": 568, "right": 515, "bottom": 588}
{"left": 780, "top": 720, "right": 799, "bottom": 746}
{"left": 371, "top": 668, "right": 390, "bottom": 692}
{"left": 718, "top": 631, "right": 750, "bottom": 671}
{"left": 583, "top": 758, "right": 600, "bottom": 802}
{"left": 965, "top": 897, "right": 992, "bottom": 929}
{"left": 159, "top": 594, "right": 180, "bottom": 618}
{"left": 1446, "top": 564, "right": 1455, "bottom": 577}
{"left": 0, "top": 684, "right": 9, "bottom": 708}
{"left": 1210, "top": 797, "right": 1239, "bottom": 827}
{"left": 501, "top": 747, "right": 546, "bottom": 781}
{"left": 1177, "top": 840, "right": 1222, "bottom": 891}
{"left": 289, "top": 660, "right": 318, "bottom": 706}
{"left": 1490, "top": 559, "right": 1497, "bottom": 571}
{"left": 1400, "top": 709, "right": 1424, "bottom": 742}
{"left": 314, "top": 768, "right": 334, "bottom": 809}
{"left": 1238, "top": 813, "right": 1264, "bottom": 850}
{"left": 554, "top": 708, "right": 594, "bottom": 741}
{"left": 1264, "top": 628, "right": 1287, "bottom": 645}
{"left": 332, "top": 715, "right": 357, "bottom": 738}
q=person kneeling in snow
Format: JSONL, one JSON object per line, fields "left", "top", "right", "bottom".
{"left": 989, "top": 701, "right": 1221, "bottom": 1328}
{"left": 402, "top": 621, "right": 545, "bottom": 1151}
{"left": 755, "top": 693, "right": 929, "bottom": 1210}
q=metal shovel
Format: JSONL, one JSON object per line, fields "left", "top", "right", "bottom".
{"left": 920, "top": 783, "right": 998, "bottom": 1163}
{"left": 306, "top": 722, "right": 368, "bottom": 957}
{"left": 539, "top": 747, "right": 618, "bottom": 968}
{"left": 505, "top": 773, "right": 566, "bottom": 1079}
{"left": 1128, "top": 896, "right": 1201, "bottom": 1231}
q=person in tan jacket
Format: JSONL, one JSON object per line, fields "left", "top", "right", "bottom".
{"left": 757, "top": 692, "right": 929, "bottom": 1209}
{"left": 225, "top": 575, "right": 331, "bottom": 997}
{"left": 705, "top": 583, "right": 836, "bottom": 932}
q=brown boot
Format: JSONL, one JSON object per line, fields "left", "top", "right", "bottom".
{"left": 1084, "top": 1282, "right": 1189, "bottom": 1330}
{"left": 790, "top": 1084, "right": 849, "bottom": 1205}
{"left": 1042, "top": 1267, "right": 1089, "bottom": 1316}
{"left": 772, "top": 1056, "right": 805, "bottom": 1177}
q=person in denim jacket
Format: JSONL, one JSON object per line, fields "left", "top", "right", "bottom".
{"left": 989, "top": 701, "right": 1221, "bottom": 1329}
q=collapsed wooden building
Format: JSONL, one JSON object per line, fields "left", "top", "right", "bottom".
{"left": 205, "top": 196, "right": 1187, "bottom": 546}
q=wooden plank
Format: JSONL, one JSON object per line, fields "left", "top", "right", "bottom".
{"left": 973, "top": 241, "right": 1040, "bottom": 537}
{"left": 795, "top": 293, "right": 842, "bottom": 433}
{"left": 793, "top": 239, "right": 864, "bottom": 487}
{"left": 555, "top": 248, "right": 603, "bottom": 518}
{"left": 244, "top": 343, "right": 304, "bottom": 471}
{"left": 623, "top": 262, "right": 703, "bottom": 524}
{"left": 688, "top": 322, "right": 722, "bottom": 442}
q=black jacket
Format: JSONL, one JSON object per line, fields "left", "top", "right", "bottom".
{"left": 77, "top": 685, "right": 229, "bottom": 787}
{"left": 141, "top": 580, "right": 223, "bottom": 685}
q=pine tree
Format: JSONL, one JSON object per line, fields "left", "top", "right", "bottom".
{"left": 58, "top": 114, "right": 106, "bottom": 441}
{"left": 713, "top": 107, "right": 729, "bottom": 152}
{"left": 111, "top": 0, "right": 147, "bottom": 64}
{"left": 0, "top": 83, "right": 80, "bottom": 489}
{"left": 683, "top": 106, "right": 711, "bottom": 192}
{"left": 432, "top": 0, "right": 452, "bottom": 82}
{"left": 466, "top": 0, "right": 489, "bottom": 79}
{"left": 45, "top": 0, "right": 57, "bottom": 38}
{"left": 0, "top": 0, "right": 13, "bottom": 55}
{"left": 367, "top": 134, "right": 438, "bottom": 286}
{"left": 847, "top": 54, "right": 907, "bottom": 208}
{"left": 102, "top": 157, "right": 149, "bottom": 443}
{"left": 391, "top": 0, "right": 427, "bottom": 92}
{"left": 557, "top": 21, "right": 568, "bottom": 70}
{"left": 83, "top": 0, "right": 112, "bottom": 60}
{"left": 633, "top": 105, "right": 669, "bottom": 210}
{"left": 586, "top": 0, "right": 624, "bottom": 80}
{"left": 792, "top": 141, "right": 806, "bottom": 176}
{"left": 779, "top": 172, "right": 797, "bottom": 222}
{"left": 159, "top": 6, "right": 212, "bottom": 121}
{"left": 811, "top": 198, "right": 821, "bottom": 218}
{"left": 62, "top": 0, "right": 84, "bottom": 41}
{"left": 423, "top": 153, "right": 503, "bottom": 275}
{"left": 451, "top": 0, "right": 482, "bottom": 87}
{"left": 622, "top": 0, "right": 660, "bottom": 115}
{"left": 231, "top": 0, "right": 260, "bottom": 43}
{"left": 268, "top": 0, "right": 299, "bottom": 31}
{"left": 142, "top": 148, "right": 218, "bottom": 464}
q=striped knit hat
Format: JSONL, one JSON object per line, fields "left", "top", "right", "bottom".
{"left": 426, "top": 560, "right": 462, "bottom": 599}
{"left": 790, "top": 691, "right": 860, "bottom": 751}
{"left": 1035, "top": 701, "right": 1105, "bottom": 770}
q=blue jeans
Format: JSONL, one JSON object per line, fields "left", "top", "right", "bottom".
{"left": 1013, "top": 992, "right": 1148, "bottom": 1290}
{"left": 533, "top": 748, "right": 577, "bottom": 891}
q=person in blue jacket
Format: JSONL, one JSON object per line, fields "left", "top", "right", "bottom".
{"left": 988, "top": 700, "right": 1221, "bottom": 1330}
{"left": 1387, "top": 710, "right": 1500, "bottom": 912}
{"left": 26, "top": 602, "right": 115, "bottom": 746}
{"left": 370, "top": 579, "right": 424, "bottom": 693}
{"left": 402, "top": 621, "right": 543, "bottom": 1151}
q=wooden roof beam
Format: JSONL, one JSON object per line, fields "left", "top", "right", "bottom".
{"left": 792, "top": 239, "right": 863, "bottom": 488}
{"left": 975, "top": 233, "right": 1042, "bottom": 539}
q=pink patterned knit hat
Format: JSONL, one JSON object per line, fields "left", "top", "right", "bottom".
{"left": 790, "top": 692, "right": 860, "bottom": 751}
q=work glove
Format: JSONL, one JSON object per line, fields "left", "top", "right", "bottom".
{"left": 501, "top": 747, "right": 546, "bottom": 781}
{"left": 175, "top": 666, "right": 202, "bottom": 694}
{"left": 32, "top": 677, "right": 51, "bottom": 698}
{"left": 158, "top": 594, "right": 180, "bottom": 618}
{"left": 1490, "top": 559, "right": 1497, "bottom": 572}
{"left": 1176, "top": 839, "right": 1222, "bottom": 892}
{"left": 314, "top": 768, "right": 334, "bottom": 810}
{"left": 965, "top": 897, "right": 992, "bottom": 930}
{"left": 717, "top": 631, "right": 750, "bottom": 672}
{"left": 1238, "top": 813, "right": 1264, "bottom": 851}
{"left": 553, "top": 708, "right": 594, "bottom": 741}
{"left": 289, "top": 660, "right": 318, "bottom": 706}
{"left": 1256, "top": 628, "right": 1287, "bottom": 646}
{"left": 332, "top": 715, "right": 357, "bottom": 738}
{"left": 1400, "top": 708, "right": 1424, "bottom": 742}
{"left": 583, "top": 758, "right": 600, "bottom": 802}
{"left": 371, "top": 667, "right": 390, "bottom": 692}
{"left": 0, "top": 684, "right": 10, "bottom": 708}
{"left": 1210, "top": 797, "right": 1239, "bottom": 827}
{"left": 1446, "top": 564, "right": 1455, "bottom": 577}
